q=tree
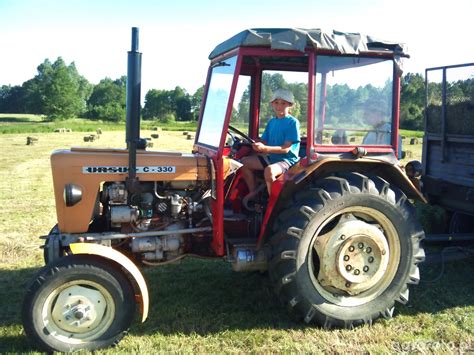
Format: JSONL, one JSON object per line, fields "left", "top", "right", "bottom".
{"left": 142, "top": 89, "right": 173, "bottom": 120}
{"left": 32, "top": 57, "right": 92, "bottom": 120}
{"left": 191, "top": 86, "right": 204, "bottom": 121}
{"left": 400, "top": 73, "right": 425, "bottom": 130}
{"left": 171, "top": 86, "right": 192, "bottom": 121}
{"left": 87, "top": 77, "right": 126, "bottom": 121}
{"left": 142, "top": 86, "right": 193, "bottom": 122}
{"left": 0, "top": 85, "right": 28, "bottom": 113}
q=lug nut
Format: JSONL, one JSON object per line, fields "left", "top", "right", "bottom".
{"left": 343, "top": 255, "right": 350, "bottom": 261}
{"left": 74, "top": 311, "right": 84, "bottom": 320}
{"left": 366, "top": 247, "right": 372, "bottom": 253}
{"left": 363, "top": 266, "right": 369, "bottom": 272}
{"left": 358, "top": 242, "right": 364, "bottom": 249}
{"left": 368, "top": 256, "right": 374, "bottom": 263}
{"left": 354, "top": 269, "right": 360, "bottom": 275}
{"left": 348, "top": 246, "right": 355, "bottom": 252}
{"left": 340, "top": 235, "right": 346, "bottom": 240}
{"left": 345, "top": 282, "right": 351, "bottom": 288}
{"left": 346, "top": 265, "right": 353, "bottom": 271}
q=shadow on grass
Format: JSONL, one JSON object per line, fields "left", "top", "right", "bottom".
{"left": 136, "top": 259, "right": 300, "bottom": 337}
{"left": 1, "top": 254, "right": 472, "bottom": 351}
{"left": 0, "top": 116, "right": 37, "bottom": 123}
{"left": 132, "top": 256, "right": 474, "bottom": 337}
{"left": 403, "top": 252, "right": 474, "bottom": 316}
{"left": 0, "top": 266, "right": 41, "bottom": 352}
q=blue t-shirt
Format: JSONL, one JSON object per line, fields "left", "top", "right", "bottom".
{"left": 261, "top": 115, "right": 300, "bottom": 165}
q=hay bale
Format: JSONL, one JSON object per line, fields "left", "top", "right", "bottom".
{"left": 182, "top": 131, "right": 188, "bottom": 135}
{"left": 186, "top": 134, "right": 193, "bottom": 140}
{"left": 96, "top": 128, "right": 102, "bottom": 135}
{"left": 84, "top": 134, "right": 97, "bottom": 142}
{"left": 409, "top": 138, "right": 419, "bottom": 145}
{"left": 427, "top": 101, "right": 474, "bottom": 135}
{"left": 349, "top": 136, "right": 356, "bottom": 143}
{"left": 447, "top": 101, "right": 474, "bottom": 135}
{"left": 152, "top": 127, "right": 162, "bottom": 131}
{"left": 26, "top": 136, "right": 38, "bottom": 145}
{"left": 151, "top": 134, "right": 160, "bottom": 139}
{"left": 403, "top": 150, "right": 413, "bottom": 158}
{"left": 146, "top": 141, "right": 153, "bottom": 148}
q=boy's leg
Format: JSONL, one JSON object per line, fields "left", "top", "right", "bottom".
{"left": 241, "top": 155, "right": 264, "bottom": 194}
{"left": 264, "top": 161, "right": 290, "bottom": 194}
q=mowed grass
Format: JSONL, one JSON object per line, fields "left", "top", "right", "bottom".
{"left": 0, "top": 113, "right": 197, "bottom": 134}
{"left": 0, "top": 125, "right": 472, "bottom": 353}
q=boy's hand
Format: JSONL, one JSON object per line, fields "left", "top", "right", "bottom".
{"left": 252, "top": 142, "right": 266, "bottom": 153}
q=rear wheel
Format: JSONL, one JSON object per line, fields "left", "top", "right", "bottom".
{"left": 22, "top": 255, "right": 136, "bottom": 352}
{"left": 268, "top": 173, "right": 425, "bottom": 328}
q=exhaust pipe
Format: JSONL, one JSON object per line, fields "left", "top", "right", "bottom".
{"left": 125, "top": 27, "right": 142, "bottom": 193}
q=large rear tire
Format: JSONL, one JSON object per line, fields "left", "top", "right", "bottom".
{"left": 22, "top": 255, "right": 136, "bottom": 352}
{"left": 268, "top": 173, "right": 425, "bottom": 328}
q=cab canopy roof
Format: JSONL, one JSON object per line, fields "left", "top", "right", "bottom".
{"left": 209, "top": 28, "right": 408, "bottom": 59}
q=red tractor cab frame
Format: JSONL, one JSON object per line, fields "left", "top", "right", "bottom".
{"left": 193, "top": 29, "right": 410, "bottom": 256}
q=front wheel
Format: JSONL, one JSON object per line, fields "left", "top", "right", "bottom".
{"left": 269, "top": 173, "right": 425, "bottom": 328}
{"left": 22, "top": 255, "right": 136, "bottom": 352}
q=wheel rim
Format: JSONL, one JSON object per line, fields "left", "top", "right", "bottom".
{"left": 309, "top": 207, "right": 401, "bottom": 306}
{"left": 41, "top": 280, "right": 115, "bottom": 344}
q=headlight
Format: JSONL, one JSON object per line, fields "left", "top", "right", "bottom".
{"left": 64, "top": 184, "right": 83, "bottom": 207}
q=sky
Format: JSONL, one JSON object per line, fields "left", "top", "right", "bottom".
{"left": 0, "top": 0, "right": 473, "bottom": 96}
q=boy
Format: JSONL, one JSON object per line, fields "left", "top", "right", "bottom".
{"left": 241, "top": 88, "right": 300, "bottom": 202}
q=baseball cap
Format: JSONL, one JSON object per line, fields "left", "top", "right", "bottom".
{"left": 271, "top": 88, "right": 294, "bottom": 104}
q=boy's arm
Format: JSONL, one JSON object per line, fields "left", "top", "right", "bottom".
{"left": 252, "top": 141, "right": 293, "bottom": 154}
{"left": 253, "top": 118, "right": 298, "bottom": 153}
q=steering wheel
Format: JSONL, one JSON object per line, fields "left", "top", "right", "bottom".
{"left": 228, "top": 124, "right": 255, "bottom": 145}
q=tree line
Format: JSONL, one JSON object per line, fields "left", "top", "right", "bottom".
{"left": 0, "top": 57, "right": 202, "bottom": 123}
{"left": 2, "top": 57, "right": 471, "bottom": 131}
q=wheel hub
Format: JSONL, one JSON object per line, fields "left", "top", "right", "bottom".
{"left": 51, "top": 285, "right": 107, "bottom": 334}
{"left": 315, "top": 214, "right": 390, "bottom": 295}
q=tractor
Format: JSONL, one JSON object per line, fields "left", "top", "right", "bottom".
{"left": 22, "top": 27, "right": 425, "bottom": 351}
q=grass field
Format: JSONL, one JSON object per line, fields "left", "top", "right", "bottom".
{"left": 0, "top": 114, "right": 197, "bottom": 134}
{"left": 0, "top": 121, "right": 472, "bottom": 353}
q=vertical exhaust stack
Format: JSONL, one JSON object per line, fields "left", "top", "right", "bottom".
{"left": 126, "top": 27, "right": 142, "bottom": 193}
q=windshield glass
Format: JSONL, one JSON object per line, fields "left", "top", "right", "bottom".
{"left": 314, "top": 55, "right": 394, "bottom": 146}
{"left": 197, "top": 56, "right": 238, "bottom": 147}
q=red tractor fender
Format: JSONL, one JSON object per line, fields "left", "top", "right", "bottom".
{"left": 257, "top": 157, "right": 425, "bottom": 246}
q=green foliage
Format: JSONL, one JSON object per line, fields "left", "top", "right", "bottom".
{"left": 87, "top": 77, "right": 126, "bottom": 121}
{"left": 415, "top": 202, "right": 447, "bottom": 234}
{"left": 33, "top": 58, "right": 92, "bottom": 120}
{"left": 400, "top": 73, "right": 425, "bottom": 130}
{"left": 426, "top": 68, "right": 474, "bottom": 134}
{"left": 191, "top": 86, "right": 204, "bottom": 121}
{"left": 161, "top": 112, "right": 176, "bottom": 123}
{"left": 143, "top": 86, "right": 194, "bottom": 122}
{"left": 0, "top": 114, "right": 197, "bottom": 134}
